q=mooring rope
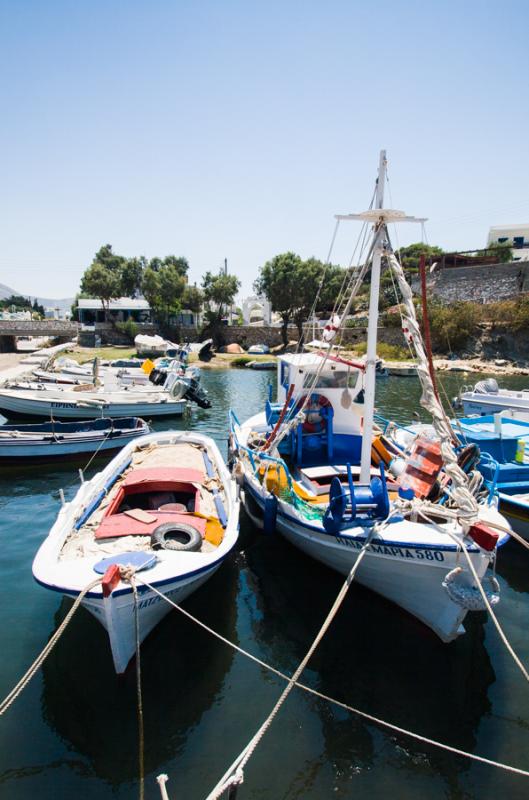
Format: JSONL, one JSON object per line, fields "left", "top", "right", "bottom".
{"left": 0, "top": 577, "right": 102, "bottom": 717}
{"left": 203, "top": 536, "right": 374, "bottom": 799}
{"left": 415, "top": 508, "right": 529, "bottom": 684}
{"left": 143, "top": 561, "right": 529, "bottom": 800}
{"left": 120, "top": 567, "right": 146, "bottom": 800}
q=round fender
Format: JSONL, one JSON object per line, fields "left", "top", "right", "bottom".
{"left": 151, "top": 522, "right": 202, "bottom": 552}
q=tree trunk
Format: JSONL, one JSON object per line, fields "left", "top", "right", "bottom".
{"left": 281, "top": 316, "right": 289, "bottom": 347}
{"left": 295, "top": 317, "right": 304, "bottom": 346}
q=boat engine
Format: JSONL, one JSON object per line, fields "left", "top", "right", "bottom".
{"left": 183, "top": 378, "right": 212, "bottom": 409}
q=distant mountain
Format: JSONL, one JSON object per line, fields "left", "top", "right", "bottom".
{"left": 0, "top": 282, "right": 73, "bottom": 311}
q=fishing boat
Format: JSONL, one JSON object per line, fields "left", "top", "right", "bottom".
{"left": 0, "top": 372, "right": 189, "bottom": 420}
{"left": 33, "top": 430, "right": 240, "bottom": 673}
{"left": 229, "top": 151, "right": 510, "bottom": 643}
{"left": 454, "top": 378, "right": 529, "bottom": 421}
{"left": 0, "top": 417, "right": 150, "bottom": 464}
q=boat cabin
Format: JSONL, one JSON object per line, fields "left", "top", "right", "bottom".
{"left": 269, "top": 353, "right": 365, "bottom": 467}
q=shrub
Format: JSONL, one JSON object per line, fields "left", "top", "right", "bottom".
{"left": 115, "top": 319, "right": 139, "bottom": 342}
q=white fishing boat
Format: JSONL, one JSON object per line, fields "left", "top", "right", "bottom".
{"left": 0, "top": 417, "right": 150, "bottom": 464}
{"left": 454, "top": 378, "right": 529, "bottom": 421}
{"left": 33, "top": 430, "right": 240, "bottom": 673}
{"left": 0, "top": 373, "right": 189, "bottom": 420}
{"left": 229, "top": 151, "right": 510, "bottom": 643}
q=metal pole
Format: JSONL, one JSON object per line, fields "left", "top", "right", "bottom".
{"left": 359, "top": 150, "right": 386, "bottom": 484}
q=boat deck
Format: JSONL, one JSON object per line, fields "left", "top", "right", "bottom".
{"left": 60, "top": 441, "right": 225, "bottom": 561}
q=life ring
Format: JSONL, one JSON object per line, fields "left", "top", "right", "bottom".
{"left": 151, "top": 522, "right": 202, "bottom": 552}
{"left": 297, "top": 394, "right": 331, "bottom": 434}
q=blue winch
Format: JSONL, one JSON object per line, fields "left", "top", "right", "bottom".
{"left": 323, "top": 462, "right": 390, "bottom": 534}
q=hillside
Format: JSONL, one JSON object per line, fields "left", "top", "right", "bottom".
{"left": 0, "top": 282, "right": 73, "bottom": 311}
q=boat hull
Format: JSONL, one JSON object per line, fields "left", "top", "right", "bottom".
{"left": 78, "top": 562, "right": 224, "bottom": 673}
{"left": 499, "top": 495, "right": 529, "bottom": 540}
{"left": 0, "top": 392, "right": 186, "bottom": 420}
{"left": 243, "top": 479, "right": 488, "bottom": 643}
{"left": 0, "top": 432, "right": 144, "bottom": 462}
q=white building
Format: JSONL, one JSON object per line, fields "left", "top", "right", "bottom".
{"left": 77, "top": 297, "right": 201, "bottom": 326}
{"left": 241, "top": 294, "right": 272, "bottom": 326}
{"left": 488, "top": 225, "right": 529, "bottom": 261}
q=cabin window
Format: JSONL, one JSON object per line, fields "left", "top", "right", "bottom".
{"left": 302, "top": 369, "right": 359, "bottom": 390}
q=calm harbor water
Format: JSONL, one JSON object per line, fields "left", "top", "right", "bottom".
{"left": 1, "top": 368, "right": 529, "bottom": 800}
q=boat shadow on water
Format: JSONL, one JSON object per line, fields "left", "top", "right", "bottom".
{"left": 39, "top": 559, "right": 239, "bottom": 785}
{"left": 243, "top": 528, "right": 496, "bottom": 791}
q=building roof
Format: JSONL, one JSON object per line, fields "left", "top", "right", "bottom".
{"left": 77, "top": 297, "right": 150, "bottom": 311}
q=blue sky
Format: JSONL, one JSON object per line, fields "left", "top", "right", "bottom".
{"left": 1, "top": 0, "right": 528, "bottom": 300}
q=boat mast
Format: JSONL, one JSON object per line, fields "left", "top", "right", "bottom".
{"left": 359, "top": 150, "right": 386, "bottom": 483}
{"left": 336, "top": 151, "right": 426, "bottom": 485}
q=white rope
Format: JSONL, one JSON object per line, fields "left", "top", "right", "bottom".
{"left": 140, "top": 569, "right": 529, "bottom": 784}
{"left": 0, "top": 577, "right": 102, "bottom": 716}
{"left": 203, "top": 536, "right": 374, "bottom": 799}
{"left": 415, "top": 507, "right": 529, "bottom": 683}
{"left": 120, "top": 568, "right": 146, "bottom": 800}
{"left": 388, "top": 252, "right": 478, "bottom": 523}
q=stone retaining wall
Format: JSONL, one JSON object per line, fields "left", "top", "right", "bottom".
{"left": 412, "top": 261, "right": 529, "bottom": 304}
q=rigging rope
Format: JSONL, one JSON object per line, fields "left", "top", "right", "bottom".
{"left": 0, "top": 577, "right": 102, "bottom": 717}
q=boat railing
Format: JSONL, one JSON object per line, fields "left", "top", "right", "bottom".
{"left": 479, "top": 450, "right": 501, "bottom": 505}
{"left": 228, "top": 408, "right": 294, "bottom": 491}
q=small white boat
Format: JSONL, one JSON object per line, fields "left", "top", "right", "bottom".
{"left": 0, "top": 417, "right": 150, "bottom": 464}
{"left": 247, "top": 344, "right": 270, "bottom": 355}
{"left": 0, "top": 374, "right": 188, "bottom": 420}
{"left": 134, "top": 334, "right": 170, "bottom": 357}
{"left": 33, "top": 430, "right": 240, "bottom": 673}
{"left": 455, "top": 379, "right": 529, "bottom": 421}
{"left": 246, "top": 360, "right": 276, "bottom": 371}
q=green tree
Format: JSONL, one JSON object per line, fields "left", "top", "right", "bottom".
{"left": 483, "top": 242, "right": 513, "bottom": 263}
{"left": 80, "top": 263, "right": 121, "bottom": 320}
{"left": 120, "top": 256, "right": 146, "bottom": 297}
{"left": 395, "top": 243, "right": 444, "bottom": 273}
{"left": 291, "top": 257, "right": 326, "bottom": 341}
{"left": 159, "top": 265, "right": 187, "bottom": 321}
{"left": 202, "top": 271, "right": 241, "bottom": 325}
{"left": 141, "top": 267, "right": 162, "bottom": 319}
{"left": 162, "top": 255, "right": 189, "bottom": 276}
{"left": 254, "top": 252, "right": 303, "bottom": 345}
{"left": 92, "top": 244, "right": 127, "bottom": 274}
{"left": 142, "top": 264, "right": 187, "bottom": 323}
{"left": 182, "top": 284, "right": 204, "bottom": 313}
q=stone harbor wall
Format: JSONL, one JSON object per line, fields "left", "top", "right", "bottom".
{"left": 178, "top": 324, "right": 404, "bottom": 349}
{"left": 82, "top": 320, "right": 405, "bottom": 350}
{"left": 412, "top": 261, "right": 529, "bottom": 304}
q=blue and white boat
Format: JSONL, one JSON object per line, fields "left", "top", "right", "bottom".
{"left": 0, "top": 416, "right": 150, "bottom": 464}
{"left": 230, "top": 151, "right": 510, "bottom": 643}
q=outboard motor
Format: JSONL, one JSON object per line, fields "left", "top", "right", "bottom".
{"left": 183, "top": 378, "right": 212, "bottom": 409}
{"left": 148, "top": 367, "right": 167, "bottom": 386}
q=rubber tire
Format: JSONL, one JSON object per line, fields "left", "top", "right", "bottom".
{"left": 151, "top": 522, "right": 202, "bottom": 552}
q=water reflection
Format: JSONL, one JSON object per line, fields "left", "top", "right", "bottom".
{"left": 243, "top": 530, "right": 495, "bottom": 792}
{"left": 41, "top": 561, "right": 238, "bottom": 784}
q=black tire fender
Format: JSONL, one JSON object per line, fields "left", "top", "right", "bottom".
{"left": 151, "top": 522, "right": 203, "bottom": 552}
